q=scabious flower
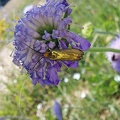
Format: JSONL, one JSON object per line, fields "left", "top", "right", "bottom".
{"left": 13, "top": 0, "right": 91, "bottom": 86}
{"left": 52, "top": 100, "right": 62, "bottom": 120}
{"left": 106, "top": 35, "right": 120, "bottom": 73}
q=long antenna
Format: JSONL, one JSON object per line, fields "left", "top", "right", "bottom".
{"left": 15, "top": 40, "right": 44, "bottom": 72}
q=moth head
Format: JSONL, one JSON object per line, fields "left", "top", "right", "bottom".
{"left": 44, "top": 51, "right": 57, "bottom": 59}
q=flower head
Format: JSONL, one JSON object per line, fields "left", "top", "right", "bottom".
{"left": 13, "top": 0, "right": 91, "bottom": 86}
{"left": 106, "top": 35, "right": 120, "bottom": 73}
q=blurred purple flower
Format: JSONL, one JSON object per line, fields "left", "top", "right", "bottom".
{"left": 0, "top": 117, "right": 5, "bottom": 120}
{"left": 12, "top": 0, "right": 91, "bottom": 86}
{"left": 52, "top": 100, "right": 62, "bottom": 120}
{"left": 106, "top": 35, "right": 120, "bottom": 73}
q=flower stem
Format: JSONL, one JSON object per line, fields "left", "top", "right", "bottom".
{"left": 94, "top": 30, "right": 118, "bottom": 36}
{"left": 88, "top": 47, "right": 120, "bottom": 53}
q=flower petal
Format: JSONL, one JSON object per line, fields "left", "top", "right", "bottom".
{"left": 52, "top": 100, "right": 62, "bottom": 120}
{"left": 63, "top": 61, "right": 79, "bottom": 68}
{"left": 46, "top": 67, "right": 61, "bottom": 85}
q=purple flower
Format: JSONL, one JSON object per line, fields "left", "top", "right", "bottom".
{"left": 106, "top": 35, "right": 120, "bottom": 73}
{"left": 12, "top": 0, "right": 91, "bottom": 86}
{"left": 52, "top": 100, "right": 62, "bottom": 120}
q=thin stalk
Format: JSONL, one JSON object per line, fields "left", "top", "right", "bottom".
{"left": 88, "top": 47, "right": 120, "bottom": 53}
{"left": 94, "top": 30, "right": 118, "bottom": 36}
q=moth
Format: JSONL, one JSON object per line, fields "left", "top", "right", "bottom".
{"left": 20, "top": 40, "right": 84, "bottom": 61}
{"left": 44, "top": 48, "right": 84, "bottom": 61}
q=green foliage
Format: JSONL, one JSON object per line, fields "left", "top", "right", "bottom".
{"left": 0, "top": 0, "right": 120, "bottom": 120}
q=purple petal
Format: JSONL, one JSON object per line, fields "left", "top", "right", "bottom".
{"left": 42, "top": 30, "right": 51, "bottom": 40}
{"left": 46, "top": 67, "right": 61, "bottom": 85}
{"left": 13, "top": 59, "right": 21, "bottom": 66}
{"left": 48, "top": 41, "right": 55, "bottom": 49}
{"left": 63, "top": 61, "right": 79, "bottom": 68}
{"left": 52, "top": 100, "right": 62, "bottom": 120}
{"left": 52, "top": 62, "right": 62, "bottom": 72}
{"left": 58, "top": 17, "right": 72, "bottom": 30}
{"left": 76, "top": 36, "right": 91, "bottom": 50}
{"left": 67, "top": 32, "right": 91, "bottom": 51}
{"left": 58, "top": 40, "right": 68, "bottom": 49}
{"left": 31, "top": 71, "right": 45, "bottom": 86}
{"left": 52, "top": 30, "right": 59, "bottom": 38}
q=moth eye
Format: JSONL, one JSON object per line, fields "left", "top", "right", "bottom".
{"left": 51, "top": 51, "right": 57, "bottom": 58}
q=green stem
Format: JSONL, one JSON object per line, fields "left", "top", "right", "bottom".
{"left": 88, "top": 47, "right": 120, "bottom": 53}
{"left": 94, "top": 30, "right": 118, "bottom": 36}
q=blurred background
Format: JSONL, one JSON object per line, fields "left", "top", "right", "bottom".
{"left": 0, "top": 0, "right": 120, "bottom": 120}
